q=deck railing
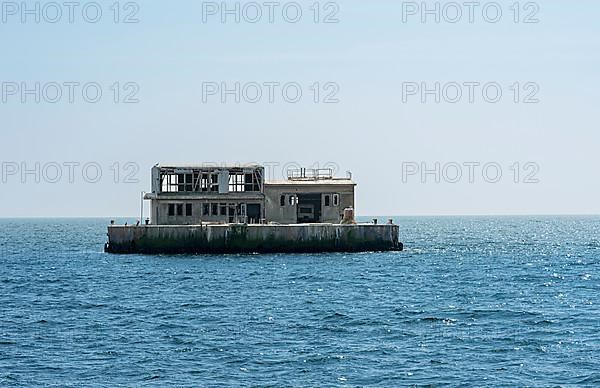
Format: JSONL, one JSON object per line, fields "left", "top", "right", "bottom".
{"left": 287, "top": 168, "right": 333, "bottom": 180}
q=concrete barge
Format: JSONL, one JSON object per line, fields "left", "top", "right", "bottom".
{"left": 104, "top": 163, "right": 404, "bottom": 254}
{"left": 105, "top": 223, "right": 403, "bottom": 254}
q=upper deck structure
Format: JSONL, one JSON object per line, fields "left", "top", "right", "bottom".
{"left": 144, "top": 164, "right": 355, "bottom": 225}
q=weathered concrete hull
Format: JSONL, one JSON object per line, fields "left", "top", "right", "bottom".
{"left": 105, "top": 224, "right": 403, "bottom": 254}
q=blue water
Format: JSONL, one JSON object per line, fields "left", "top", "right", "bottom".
{"left": 1, "top": 217, "right": 599, "bottom": 386}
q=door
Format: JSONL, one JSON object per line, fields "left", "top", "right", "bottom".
{"left": 246, "top": 204, "right": 261, "bottom": 224}
{"left": 296, "top": 193, "right": 322, "bottom": 223}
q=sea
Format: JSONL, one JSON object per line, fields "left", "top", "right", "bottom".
{"left": 0, "top": 216, "right": 599, "bottom": 387}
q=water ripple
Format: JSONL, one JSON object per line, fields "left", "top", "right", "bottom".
{"left": 0, "top": 216, "right": 599, "bottom": 386}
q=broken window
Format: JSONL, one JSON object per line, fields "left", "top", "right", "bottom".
{"left": 162, "top": 173, "right": 195, "bottom": 192}
{"left": 176, "top": 204, "right": 183, "bottom": 216}
{"left": 244, "top": 172, "right": 261, "bottom": 192}
{"left": 187, "top": 174, "right": 193, "bottom": 192}
{"left": 201, "top": 173, "right": 210, "bottom": 192}
{"left": 191, "top": 172, "right": 201, "bottom": 192}
{"left": 177, "top": 175, "right": 184, "bottom": 192}
{"left": 229, "top": 173, "right": 245, "bottom": 192}
{"left": 168, "top": 204, "right": 175, "bottom": 216}
{"left": 186, "top": 204, "right": 192, "bottom": 216}
{"left": 244, "top": 173, "right": 260, "bottom": 192}
{"left": 162, "top": 174, "right": 179, "bottom": 193}
{"left": 176, "top": 174, "right": 193, "bottom": 192}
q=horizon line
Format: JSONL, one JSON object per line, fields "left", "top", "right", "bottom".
{"left": 1, "top": 213, "right": 599, "bottom": 219}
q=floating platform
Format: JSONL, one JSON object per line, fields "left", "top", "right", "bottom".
{"left": 105, "top": 223, "right": 403, "bottom": 254}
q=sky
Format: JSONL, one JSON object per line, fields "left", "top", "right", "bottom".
{"left": 0, "top": 0, "right": 599, "bottom": 217}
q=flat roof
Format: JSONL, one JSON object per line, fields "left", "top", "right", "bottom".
{"left": 156, "top": 164, "right": 263, "bottom": 170}
{"left": 265, "top": 179, "right": 355, "bottom": 186}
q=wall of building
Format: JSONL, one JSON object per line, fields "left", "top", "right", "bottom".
{"left": 264, "top": 183, "right": 355, "bottom": 224}
{"left": 151, "top": 198, "right": 264, "bottom": 225}
{"left": 264, "top": 193, "right": 297, "bottom": 224}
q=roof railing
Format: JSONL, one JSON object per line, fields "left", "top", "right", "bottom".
{"left": 287, "top": 168, "right": 333, "bottom": 180}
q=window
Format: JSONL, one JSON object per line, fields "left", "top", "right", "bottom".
{"left": 200, "top": 173, "right": 210, "bottom": 192}
{"left": 288, "top": 195, "right": 297, "bottom": 206}
{"left": 203, "top": 204, "right": 210, "bottom": 216}
{"left": 186, "top": 204, "right": 192, "bottom": 216}
{"left": 176, "top": 204, "right": 183, "bottom": 216}
{"left": 229, "top": 173, "right": 245, "bottom": 192}
{"left": 191, "top": 172, "right": 201, "bottom": 192}
{"left": 163, "top": 174, "right": 179, "bottom": 193}
{"left": 168, "top": 204, "right": 175, "bottom": 216}
{"left": 162, "top": 173, "right": 195, "bottom": 193}
{"left": 324, "top": 195, "right": 331, "bottom": 207}
{"left": 186, "top": 174, "right": 193, "bottom": 192}
{"left": 177, "top": 174, "right": 193, "bottom": 192}
{"left": 211, "top": 203, "right": 218, "bottom": 216}
{"left": 333, "top": 194, "right": 339, "bottom": 207}
{"left": 220, "top": 203, "right": 227, "bottom": 216}
{"left": 227, "top": 172, "right": 261, "bottom": 192}
{"left": 244, "top": 173, "right": 260, "bottom": 192}
{"left": 280, "top": 195, "right": 286, "bottom": 207}
{"left": 210, "top": 174, "right": 219, "bottom": 192}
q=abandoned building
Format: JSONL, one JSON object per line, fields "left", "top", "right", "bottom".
{"left": 144, "top": 164, "right": 356, "bottom": 225}
{"left": 107, "top": 164, "right": 403, "bottom": 253}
